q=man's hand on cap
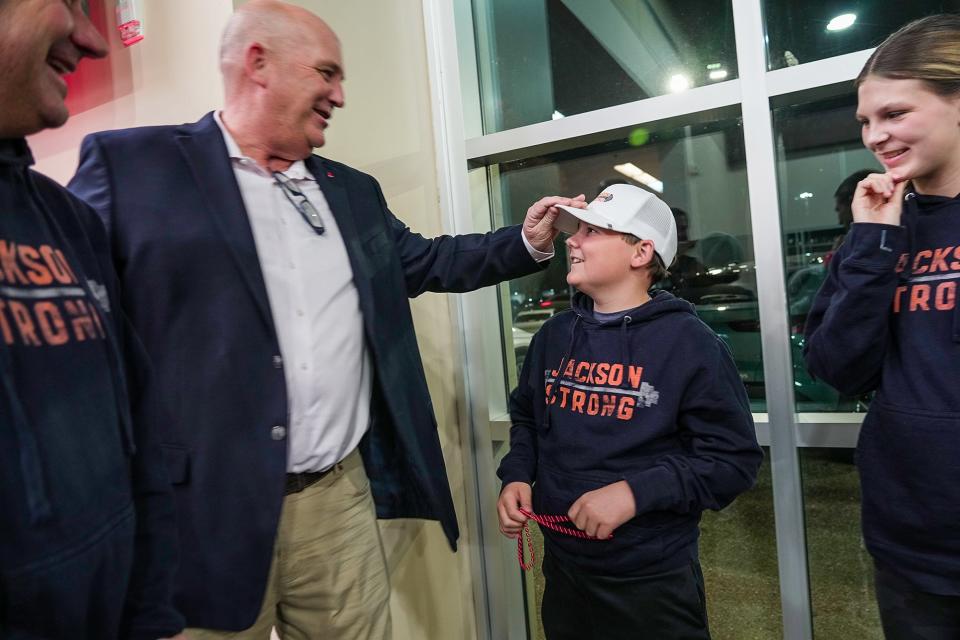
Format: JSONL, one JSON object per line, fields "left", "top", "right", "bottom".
{"left": 522, "top": 195, "right": 586, "bottom": 253}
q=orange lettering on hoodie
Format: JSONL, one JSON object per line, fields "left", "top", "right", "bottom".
{"left": 8, "top": 301, "right": 40, "bottom": 346}
{"left": 608, "top": 364, "right": 623, "bottom": 386}
{"left": 909, "top": 284, "right": 931, "bottom": 311}
{"left": 627, "top": 365, "right": 643, "bottom": 389}
{"left": 35, "top": 302, "right": 69, "bottom": 345}
{"left": 18, "top": 245, "right": 53, "bottom": 285}
{"left": 934, "top": 281, "right": 956, "bottom": 311}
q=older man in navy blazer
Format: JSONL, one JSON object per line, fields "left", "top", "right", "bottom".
{"left": 69, "top": 0, "right": 582, "bottom": 637}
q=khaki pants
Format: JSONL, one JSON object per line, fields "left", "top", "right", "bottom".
{"left": 188, "top": 449, "right": 391, "bottom": 640}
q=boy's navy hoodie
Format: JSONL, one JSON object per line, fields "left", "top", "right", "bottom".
{"left": 805, "top": 192, "right": 960, "bottom": 596}
{"left": 0, "top": 139, "right": 184, "bottom": 638}
{"left": 499, "top": 290, "right": 761, "bottom": 575}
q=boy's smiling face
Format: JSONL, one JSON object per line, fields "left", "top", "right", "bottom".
{"left": 565, "top": 222, "right": 652, "bottom": 302}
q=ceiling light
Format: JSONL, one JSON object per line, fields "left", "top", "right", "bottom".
{"left": 708, "top": 69, "right": 728, "bottom": 81}
{"left": 826, "top": 13, "right": 856, "bottom": 31}
{"left": 613, "top": 163, "right": 663, "bottom": 193}
{"left": 668, "top": 74, "right": 691, "bottom": 93}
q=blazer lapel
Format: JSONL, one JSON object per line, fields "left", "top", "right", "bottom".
{"left": 175, "top": 114, "right": 275, "bottom": 332}
{"left": 308, "top": 156, "right": 374, "bottom": 310}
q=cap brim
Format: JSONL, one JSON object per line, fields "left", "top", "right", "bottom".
{"left": 555, "top": 204, "right": 619, "bottom": 235}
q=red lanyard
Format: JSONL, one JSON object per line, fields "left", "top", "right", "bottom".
{"left": 516, "top": 508, "right": 612, "bottom": 570}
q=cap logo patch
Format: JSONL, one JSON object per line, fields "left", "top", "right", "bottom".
{"left": 595, "top": 192, "right": 614, "bottom": 203}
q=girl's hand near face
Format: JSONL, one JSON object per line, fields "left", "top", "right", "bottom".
{"left": 851, "top": 172, "right": 907, "bottom": 226}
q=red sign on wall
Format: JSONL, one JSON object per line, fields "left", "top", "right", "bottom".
{"left": 64, "top": 0, "right": 134, "bottom": 117}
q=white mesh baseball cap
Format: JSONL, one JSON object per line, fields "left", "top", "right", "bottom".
{"left": 555, "top": 184, "right": 678, "bottom": 266}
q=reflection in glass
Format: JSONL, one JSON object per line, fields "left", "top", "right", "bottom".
{"left": 763, "top": 1, "right": 960, "bottom": 70}
{"left": 471, "top": 0, "right": 738, "bottom": 132}
{"left": 773, "top": 93, "right": 879, "bottom": 412}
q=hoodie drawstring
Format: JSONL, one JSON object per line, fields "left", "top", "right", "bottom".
{"left": 542, "top": 315, "right": 581, "bottom": 432}
{"left": 901, "top": 193, "right": 960, "bottom": 343}
{"left": 25, "top": 171, "right": 136, "bottom": 457}
{"left": 0, "top": 144, "right": 54, "bottom": 523}
{"left": 620, "top": 315, "right": 633, "bottom": 370}
{"left": 953, "top": 286, "right": 960, "bottom": 344}
{"left": 0, "top": 341, "right": 54, "bottom": 524}
{"left": 3, "top": 168, "right": 137, "bottom": 526}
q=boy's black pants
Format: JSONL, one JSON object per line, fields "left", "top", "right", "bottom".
{"left": 541, "top": 551, "right": 711, "bottom": 640}
{"left": 875, "top": 564, "right": 960, "bottom": 640}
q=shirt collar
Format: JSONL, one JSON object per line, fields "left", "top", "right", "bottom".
{"left": 213, "top": 110, "right": 315, "bottom": 182}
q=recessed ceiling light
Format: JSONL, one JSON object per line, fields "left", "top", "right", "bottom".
{"left": 826, "top": 13, "right": 856, "bottom": 31}
{"left": 668, "top": 74, "right": 691, "bottom": 93}
{"left": 613, "top": 162, "right": 663, "bottom": 193}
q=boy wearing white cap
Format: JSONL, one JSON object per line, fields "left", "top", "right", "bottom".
{"left": 496, "top": 184, "right": 761, "bottom": 639}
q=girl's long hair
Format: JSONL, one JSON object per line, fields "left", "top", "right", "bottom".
{"left": 857, "top": 14, "right": 960, "bottom": 96}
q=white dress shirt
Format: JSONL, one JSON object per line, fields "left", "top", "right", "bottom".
{"left": 213, "top": 112, "right": 552, "bottom": 473}
{"left": 215, "top": 112, "right": 371, "bottom": 473}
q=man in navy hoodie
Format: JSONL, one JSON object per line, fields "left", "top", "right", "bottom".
{"left": 497, "top": 184, "right": 762, "bottom": 639}
{"left": 0, "top": 2, "right": 184, "bottom": 638}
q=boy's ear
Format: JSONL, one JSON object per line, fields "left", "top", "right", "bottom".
{"left": 629, "top": 239, "right": 656, "bottom": 269}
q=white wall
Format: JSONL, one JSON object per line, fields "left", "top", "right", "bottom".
{"left": 274, "top": 2, "right": 479, "bottom": 637}
{"left": 30, "top": 0, "right": 234, "bottom": 183}
{"left": 30, "top": 1, "right": 479, "bottom": 638}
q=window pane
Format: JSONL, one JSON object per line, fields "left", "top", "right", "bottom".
{"left": 801, "top": 449, "right": 883, "bottom": 638}
{"left": 471, "top": 0, "right": 738, "bottom": 133}
{"left": 775, "top": 93, "right": 883, "bottom": 635}
{"left": 491, "top": 113, "right": 767, "bottom": 411}
{"left": 763, "top": 2, "right": 960, "bottom": 70}
{"left": 773, "top": 93, "right": 878, "bottom": 412}
{"left": 486, "top": 113, "right": 781, "bottom": 637}
{"left": 700, "top": 454, "right": 783, "bottom": 639}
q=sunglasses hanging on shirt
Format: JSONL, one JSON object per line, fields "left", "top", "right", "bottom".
{"left": 272, "top": 171, "right": 326, "bottom": 235}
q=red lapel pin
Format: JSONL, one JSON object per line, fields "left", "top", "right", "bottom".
{"left": 326, "top": 170, "right": 334, "bottom": 178}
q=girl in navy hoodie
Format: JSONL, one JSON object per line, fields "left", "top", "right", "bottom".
{"left": 804, "top": 14, "right": 960, "bottom": 637}
{"left": 497, "top": 184, "right": 761, "bottom": 640}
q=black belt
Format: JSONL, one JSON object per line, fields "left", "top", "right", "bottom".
{"left": 285, "top": 468, "right": 334, "bottom": 495}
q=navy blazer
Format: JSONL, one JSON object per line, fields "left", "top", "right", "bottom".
{"left": 68, "top": 112, "right": 545, "bottom": 630}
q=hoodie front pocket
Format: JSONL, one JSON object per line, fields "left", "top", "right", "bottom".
{"left": 534, "top": 463, "right": 664, "bottom": 569}
{"left": 858, "top": 402, "right": 960, "bottom": 550}
{"left": 2, "top": 508, "right": 134, "bottom": 638}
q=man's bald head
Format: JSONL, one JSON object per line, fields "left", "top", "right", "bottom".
{"left": 217, "top": 0, "right": 345, "bottom": 163}
{"left": 219, "top": 0, "right": 337, "bottom": 83}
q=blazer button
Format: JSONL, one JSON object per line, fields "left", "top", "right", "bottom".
{"left": 272, "top": 355, "right": 283, "bottom": 368}
{"left": 271, "top": 425, "right": 287, "bottom": 441}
